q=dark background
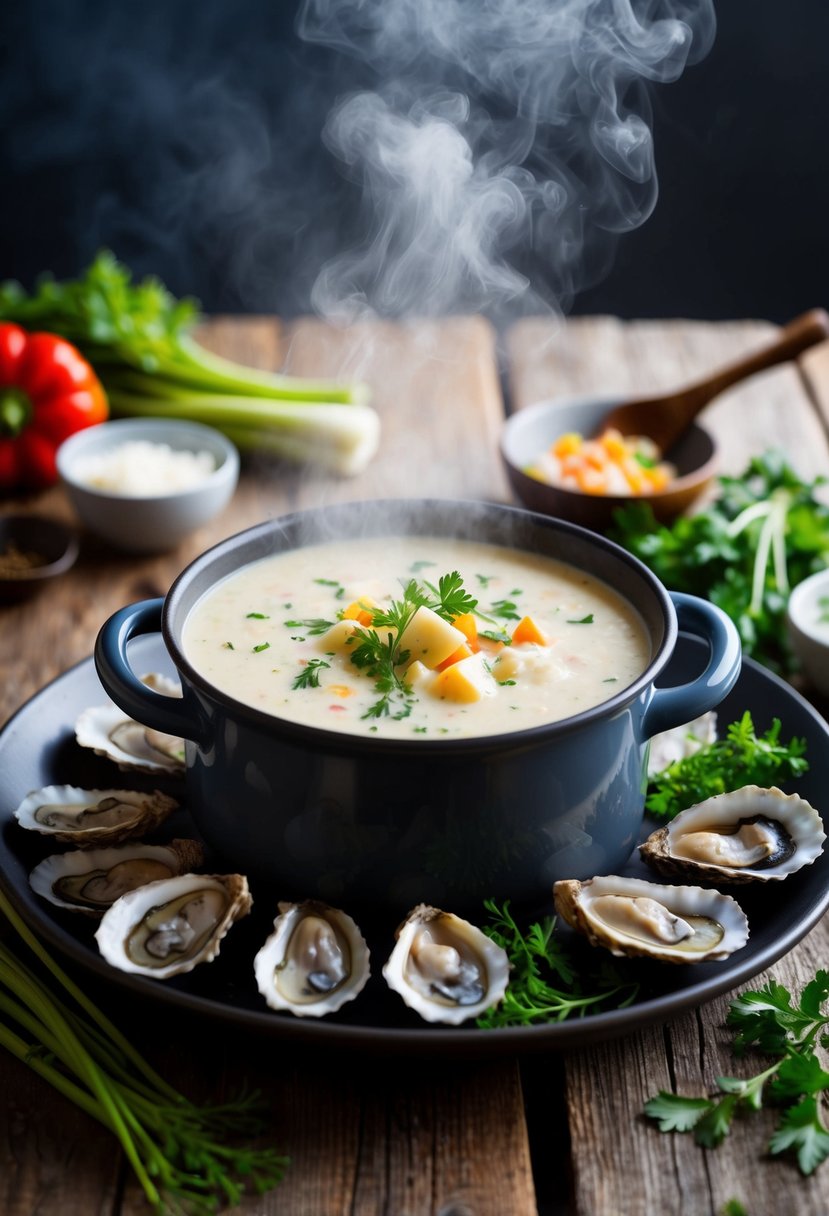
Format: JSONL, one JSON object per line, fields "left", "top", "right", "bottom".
{"left": 1, "top": 0, "right": 826, "bottom": 323}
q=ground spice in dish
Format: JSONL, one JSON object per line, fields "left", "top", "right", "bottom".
{"left": 0, "top": 542, "right": 46, "bottom": 577}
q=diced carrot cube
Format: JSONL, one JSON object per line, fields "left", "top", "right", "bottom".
{"left": 326, "top": 684, "right": 354, "bottom": 698}
{"left": 551, "top": 431, "right": 583, "bottom": 458}
{"left": 342, "top": 597, "right": 377, "bottom": 626}
{"left": 575, "top": 466, "right": 607, "bottom": 494}
{"left": 600, "top": 428, "right": 628, "bottom": 462}
{"left": 511, "top": 616, "right": 548, "bottom": 645}
{"left": 435, "top": 642, "right": 473, "bottom": 672}
{"left": 451, "top": 612, "right": 480, "bottom": 651}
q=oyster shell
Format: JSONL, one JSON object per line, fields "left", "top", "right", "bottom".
{"left": 253, "top": 900, "right": 370, "bottom": 1017}
{"left": 95, "top": 872, "right": 251, "bottom": 979}
{"left": 14, "top": 785, "right": 178, "bottom": 846}
{"left": 553, "top": 875, "right": 749, "bottom": 963}
{"left": 75, "top": 673, "right": 185, "bottom": 775}
{"left": 639, "top": 784, "right": 826, "bottom": 884}
{"left": 382, "top": 904, "right": 510, "bottom": 1025}
{"left": 29, "top": 839, "right": 205, "bottom": 915}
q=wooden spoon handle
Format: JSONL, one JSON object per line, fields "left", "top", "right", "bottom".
{"left": 673, "top": 307, "right": 829, "bottom": 424}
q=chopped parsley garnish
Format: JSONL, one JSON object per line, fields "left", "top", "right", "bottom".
{"left": 291, "top": 658, "right": 330, "bottom": 689}
{"left": 283, "top": 617, "right": 335, "bottom": 635}
{"left": 314, "top": 578, "right": 345, "bottom": 599}
{"left": 222, "top": 641, "right": 234, "bottom": 650}
{"left": 410, "top": 560, "right": 435, "bottom": 573}
{"left": 246, "top": 611, "right": 269, "bottom": 620}
{"left": 566, "top": 613, "right": 594, "bottom": 624}
{"left": 476, "top": 573, "right": 493, "bottom": 588}
{"left": 486, "top": 598, "right": 522, "bottom": 621}
{"left": 479, "top": 627, "right": 512, "bottom": 645}
{"left": 252, "top": 641, "right": 271, "bottom": 653}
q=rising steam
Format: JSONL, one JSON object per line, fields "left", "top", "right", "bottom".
{"left": 298, "top": 0, "right": 716, "bottom": 321}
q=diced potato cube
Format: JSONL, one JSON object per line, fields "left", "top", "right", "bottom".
{"left": 404, "top": 659, "right": 434, "bottom": 692}
{"left": 397, "top": 606, "right": 466, "bottom": 670}
{"left": 491, "top": 648, "right": 523, "bottom": 681}
{"left": 432, "top": 653, "right": 496, "bottom": 703}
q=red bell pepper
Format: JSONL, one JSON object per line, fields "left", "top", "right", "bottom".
{"left": 0, "top": 322, "right": 108, "bottom": 490}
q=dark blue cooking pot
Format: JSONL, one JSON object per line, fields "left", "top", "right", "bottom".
{"left": 95, "top": 500, "right": 741, "bottom": 912}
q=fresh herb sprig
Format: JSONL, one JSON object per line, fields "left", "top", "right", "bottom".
{"left": 0, "top": 889, "right": 287, "bottom": 1214}
{"left": 646, "top": 710, "right": 809, "bottom": 821}
{"left": 475, "top": 900, "right": 639, "bottom": 1028}
{"left": 292, "top": 658, "right": 331, "bottom": 689}
{"left": 645, "top": 971, "right": 829, "bottom": 1175}
{"left": 610, "top": 451, "right": 829, "bottom": 674}
{"left": 347, "top": 570, "right": 477, "bottom": 720}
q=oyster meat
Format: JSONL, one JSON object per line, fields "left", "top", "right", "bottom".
{"left": 75, "top": 673, "right": 186, "bottom": 775}
{"left": 253, "top": 901, "right": 370, "bottom": 1017}
{"left": 14, "top": 784, "right": 178, "bottom": 846}
{"left": 554, "top": 875, "right": 749, "bottom": 963}
{"left": 29, "top": 839, "right": 205, "bottom": 915}
{"left": 639, "top": 784, "right": 826, "bottom": 884}
{"left": 382, "top": 904, "right": 510, "bottom": 1025}
{"left": 95, "top": 872, "right": 251, "bottom": 979}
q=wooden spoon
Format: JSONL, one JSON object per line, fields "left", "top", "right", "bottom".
{"left": 595, "top": 308, "right": 829, "bottom": 454}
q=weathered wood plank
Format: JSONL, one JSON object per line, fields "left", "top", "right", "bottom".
{"left": 505, "top": 316, "right": 829, "bottom": 1216}
{"left": 0, "top": 315, "right": 535, "bottom": 1216}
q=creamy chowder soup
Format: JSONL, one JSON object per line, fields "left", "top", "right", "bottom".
{"left": 181, "top": 536, "right": 651, "bottom": 740}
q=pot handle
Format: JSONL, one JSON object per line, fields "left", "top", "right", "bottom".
{"left": 641, "top": 591, "right": 742, "bottom": 739}
{"left": 94, "top": 598, "right": 206, "bottom": 745}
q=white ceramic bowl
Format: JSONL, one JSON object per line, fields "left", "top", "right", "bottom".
{"left": 786, "top": 568, "right": 829, "bottom": 696}
{"left": 56, "top": 418, "right": 240, "bottom": 553}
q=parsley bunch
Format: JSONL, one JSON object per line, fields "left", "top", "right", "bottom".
{"left": 646, "top": 710, "right": 809, "bottom": 820}
{"left": 475, "top": 900, "right": 639, "bottom": 1028}
{"left": 611, "top": 451, "right": 829, "bottom": 674}
{"left": 645, "top": 971, "right": 829, "bottom": 1175}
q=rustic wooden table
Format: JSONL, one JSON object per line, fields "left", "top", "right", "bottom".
{"left": 2, "top": 314, "right": 829, "bottom": 1216}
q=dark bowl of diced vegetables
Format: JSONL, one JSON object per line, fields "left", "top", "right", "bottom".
{"left": 501, "top": 395, "right": 719, "bottom": 533}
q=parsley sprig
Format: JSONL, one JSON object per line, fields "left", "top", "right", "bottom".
{"left": 346, "top": 571, "right": 477, "bottom": 720}
{"left": 292, "top": 658, "right": 330, "bottom": 689}
{"left": 646, "top": 711, "right": 809, "bottom": 820}
{"left": 475, "top": 900, "right": 639, "bottom": 1028}
{"left": 645, "top": 971, "right": 829, "bottom": 1175}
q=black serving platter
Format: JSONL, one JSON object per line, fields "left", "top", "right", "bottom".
{"left": 1, "top": 633, "right": 827, "bottom": 1057}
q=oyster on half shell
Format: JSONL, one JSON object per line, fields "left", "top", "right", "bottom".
{"left": 75, "top": 673, "right": 185, "bottom": 775}
{"left": 95, "top": 872, "right": 251, "bottom": 979}
{"left": 14, "top": 785, "right": 178, "bottom": 846}
{"left": 639, "top": 784, "right": 826, "bottom": 884}
{"left": 553, "top": 875, "right": 749, "bottom": 963}
{"left": 29, "top": 839, "right": 205, "bottom": 915}
{"left": 382, "top": 904, "right": 510, "bottom": 1025}
{"left": 253, "top": 901, "right": 370, "bottom": 1018}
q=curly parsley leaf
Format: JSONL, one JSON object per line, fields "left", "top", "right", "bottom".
{"left": 291, "top": 658, "right": 330, "bottom": 689}
{"left": 645, "top": 970, "right": 829, "bottom": 1175}
{"left": 475, "top": 899, "right": 638, "bottom": 1028}
{"left": 646, "top": 711, "right": 809, "bottom": 820}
